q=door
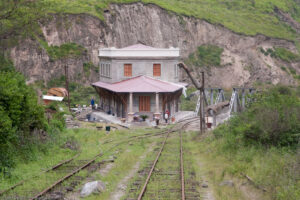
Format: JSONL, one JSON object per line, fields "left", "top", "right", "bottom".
{"left": 139, "top": 96, "right": 150, "bottom": 112}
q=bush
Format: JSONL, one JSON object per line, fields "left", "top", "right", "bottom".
{"left": 0, "top": 71, "right": 46, "bottom": 169}
{"left": 37, "top": 38, "right": 87, "bottom": 60}
{"left": 214, "top": 86, "right": 300, "bottom": 147}
{"left": 186, "top": 45, "right": 223, "bottom": 68}
{"left": 274, "top": 47, "right": 300, "bottom": 63}
{"left": 179, "top": 87, "right": 198, "bottom": 111}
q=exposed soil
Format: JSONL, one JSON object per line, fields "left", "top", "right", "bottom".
{"left": 109, "top": 143, "right": 155, "bottom": 200}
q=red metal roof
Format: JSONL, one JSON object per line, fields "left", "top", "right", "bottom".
{"left": 92, "top": 76, "right": 183, "bottom": 93}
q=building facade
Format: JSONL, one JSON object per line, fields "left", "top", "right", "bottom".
{"left": 92, "top": 44, "right": 185, "bottom": 122}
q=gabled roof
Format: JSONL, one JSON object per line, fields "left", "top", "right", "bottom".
{"left": 92, "top": 75, "right": 184, "bottom": 93}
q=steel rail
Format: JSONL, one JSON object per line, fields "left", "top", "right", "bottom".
{"left": 137, "top": 129, "right": 172, "bottom": 200}
{"left": 180, "top": 130, "right": 185, "bottom": 200}
{"left": 0, "top": 153, "right": 80, "bottom": 196}
{"left": 137, "top": 119, "right": 197, "bottom": 200}
{"left": 29, "top": 153, "right": 102, "bottom": 200}
{"left": 27, "top": 128, "right": 171, "bottom": 200}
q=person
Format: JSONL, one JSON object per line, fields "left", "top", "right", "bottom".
{"left": 91, "top": 97, "right": 95, "bottom": 110}
{"left": 164, "top": 109, "right": 170, "bottom": 123}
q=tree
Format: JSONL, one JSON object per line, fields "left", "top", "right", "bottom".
{"left": 0, "top": 71, "right": 45, "bottom": 169}
{"left": 0, "top": 0, "right": 45, "bottom": 52}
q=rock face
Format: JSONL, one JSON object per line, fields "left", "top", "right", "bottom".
{"left": 10, "top": 2, "right": 299, "bottom": 87}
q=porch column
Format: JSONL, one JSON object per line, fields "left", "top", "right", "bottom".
{"left": 154, "top": 92, "right": 161, "bottom": 119}
{"left": 128, "top": 92, "right": 134, "bottom": 122}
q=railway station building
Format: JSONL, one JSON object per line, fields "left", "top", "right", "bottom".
{"left": 92, "top": 44, "right": 186, "bottom": 122}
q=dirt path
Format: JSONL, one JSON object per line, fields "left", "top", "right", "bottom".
{"left": 109, "top": 144, "right": 155, "bottom": 200}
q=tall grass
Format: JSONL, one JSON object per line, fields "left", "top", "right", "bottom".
{"left": 207, "top": 85, "right": 300, "bottom": 199}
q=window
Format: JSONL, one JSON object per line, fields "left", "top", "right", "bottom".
{"left": 174, "top": 64, "right": 179, "bottom": 77}
{"left": 139, "top": 96, "right": 150, "bottom": 112}
{"left": 99, "top": 62, "right": 111, "bottom": 77}
{"left": 124, "top": 64, "right": 132, "bottom": 77}
{"left": 153, "top": 64, "right": 161, "bottom": 76}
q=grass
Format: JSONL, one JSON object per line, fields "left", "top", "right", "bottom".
{"left": 42, "top": 0, "right": 300, "bottom": 41}
{"left": 274, "top": 47, "right": 300, "bottom": 62}
{"left": 36, "top": 36, "right": 87, "bottom": 61}
{"left": 194, "top": 132, "right": 299, "bottom": 200}
{"left": 1, "top": 121, "right": 298, "bottom": 199}
{"left": 185, "top": 45, "right": 224, "bottom": 68}
{"left": 0, "top": 123, "right": 165, "bottom": 199}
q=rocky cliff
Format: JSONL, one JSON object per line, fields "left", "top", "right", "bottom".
{"left": 10, "top": 3, "right": 300, "bottom": 88}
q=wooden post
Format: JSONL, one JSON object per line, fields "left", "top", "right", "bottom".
{"left": 199, "top": 89, "right": 203, "bottom": 134}
{"left": 64, "top": 65, "right": 70, "bottom": 112}
{"left": 200, "top": 71, "right": 205, "bottom": 134}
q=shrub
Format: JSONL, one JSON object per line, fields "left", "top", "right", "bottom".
{"left": 180, "top": 87, "right": 197, "bottom": 111}
{"left": 289, "top": 67, "right": 296, "bottom": 75}
{"left": 281, "top": 66, "right": 287, "bottom": 72}
{"left": 37, "top": 37, "right": 86, "bottom": 60}
{"left": 0, "top": 71, "right": 46, "bottom": 169}
{"left": 186, "top": 45, "right": 224, "bottom": 68}
{"left": 214, "top": 86, "right": 300, "bottom": 147}
{"left": 0, "top": 55, "right": 15, "bottom": 72}
{"left": 274, "top": 47, "right": 300, "bottom": 63}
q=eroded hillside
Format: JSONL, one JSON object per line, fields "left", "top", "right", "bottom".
{"left": 10, "top": 2, "right": 300, "bottom": 87}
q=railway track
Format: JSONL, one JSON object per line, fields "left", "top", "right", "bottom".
{"left": 1, "top": 118, "right": 199, "bottom": 200}
{"left": 1, "top": 124, "right": 179, "bottom": 200}
{"left": 126, "top": 118, "right": 200, "bottom": 200}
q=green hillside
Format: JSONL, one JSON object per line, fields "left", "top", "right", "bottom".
{"left": 44, "top": 0, "right": 300, "bottom": 41}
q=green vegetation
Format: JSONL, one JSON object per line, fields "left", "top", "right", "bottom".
{"left": 215, "top": 86, "right": 300, "bottom": 147}
{"left": 0, "top": 59, "right": 67, "bottom": 175}
{"left": 0, "top": 55, "right": 14, "bottom": 72}
{"left": 0, "top": 71, "right": 46, "bottom": 170}
{"left": 0, "top": 124, "right": 162, "bottom": 199}
{"left": 47, "top": 76, "right": 99, "bottom": 106}
{"left": 260, "top": 47, "right": 300, "bottom": 63}
{"left": 180, "top": 87, "right": 197, "bottom": 111}
{"left": 274, "top": 47, "right": 300, "bottom": 62}
{"left": 186, "top": 45, "right": 224, "bottom": 68}
{"left": 281, "top": 66, "right": 288, "bottom": 72}
{"left": 37, "top": 38, "right": 86, "bottom": 60}
{"left": 83, "top": 62, "right": 99, "bottom": 77}
{"left": 202, "top": 85, "right": 300, "bottom": 199}
{"left": 0, "top": 0, "right": 45, "bottom": 49}
{"left": 42, "top": 0, "right": 300, "bottom": 41}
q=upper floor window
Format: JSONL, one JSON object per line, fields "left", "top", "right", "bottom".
{"left": 124, "top": 64, "right": 132, "bottom": 77}
{"left": 153, "top": 64, "right": 161, "bottom": 77}
{"left": 174, "top": 64, "right": 179, "bottom": 77}
{"left": 100, "top": 62, "right": 111, "bottom": 78}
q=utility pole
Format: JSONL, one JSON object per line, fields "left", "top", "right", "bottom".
{"left": 200, "top": 71, "right": 205, "bottom": 134}
{"left": 64, "top": 65, "right": 71, "bottom": 112}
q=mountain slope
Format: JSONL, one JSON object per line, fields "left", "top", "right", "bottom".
{"left": 9, "top": 2, "right": 299, "bottom": 88}
{"left": 44, "top": 0, "right": 300, "bottom": 41}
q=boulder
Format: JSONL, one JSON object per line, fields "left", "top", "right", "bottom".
{"left": 219, "top": 180, "right": 234, "bottom": 187}
{"left": 80, "top": 180, "right": 106, "bottom": 197}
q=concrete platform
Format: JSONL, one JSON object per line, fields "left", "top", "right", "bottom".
{"left": 90, "top": 112, "right": 130, "bottom": 128}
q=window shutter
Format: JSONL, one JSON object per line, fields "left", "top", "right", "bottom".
{"left": 124, "top": 64, "right": 132, "bottom": 77}
{"left": 153, "top": 64, "right": 161, "bottom": 76}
